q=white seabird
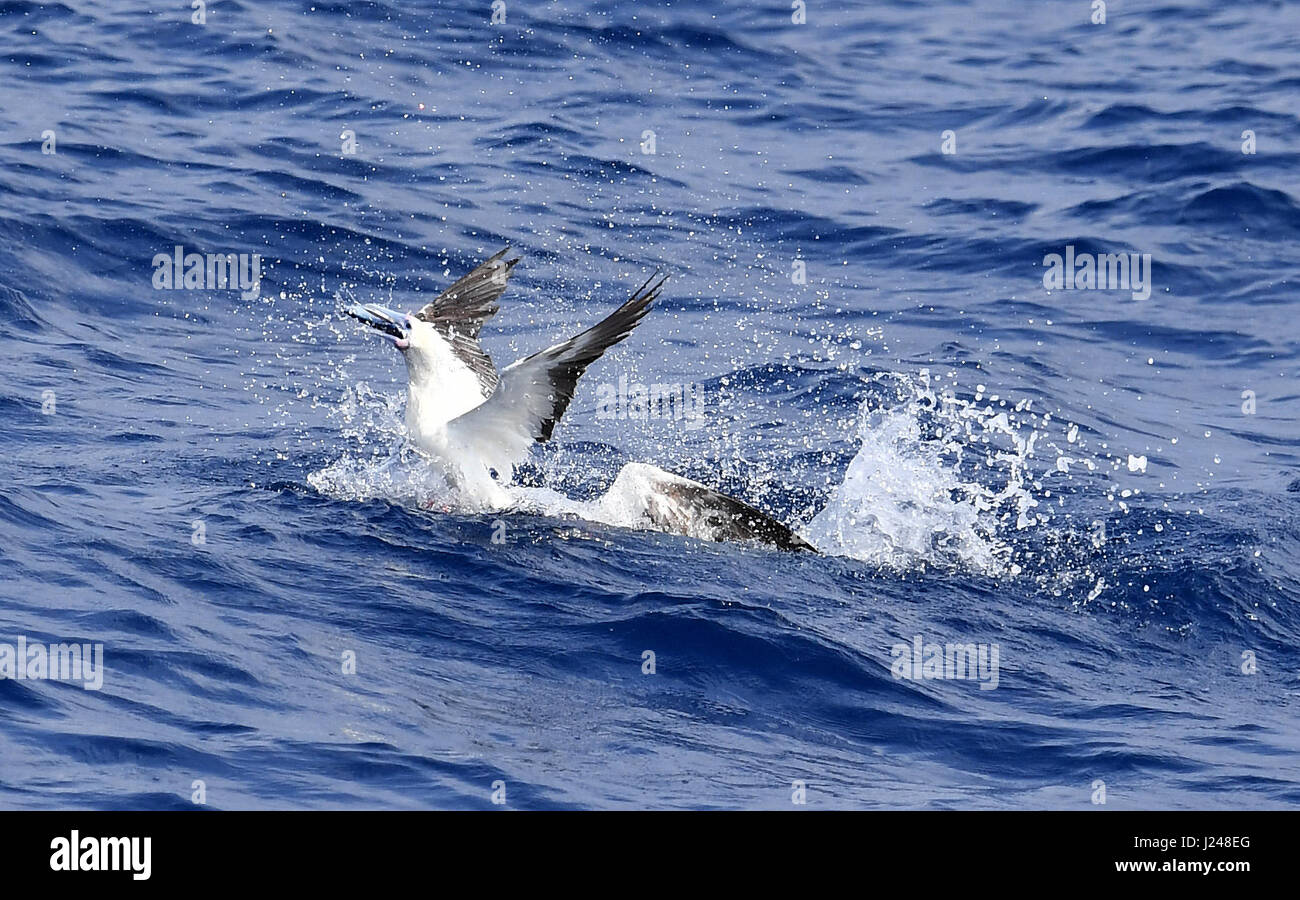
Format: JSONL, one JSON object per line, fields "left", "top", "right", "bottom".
{"left": 344, "top": 249, "right": 815, "bottom": 551}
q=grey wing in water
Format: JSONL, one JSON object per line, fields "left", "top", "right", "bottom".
{"left": 609, "top": 463, "right": 817, "bottom": 552}
{"left": 414, "top": 247, "right": 522, "bottom": 395}
{"left": 645, "top": 479, "right": 818, "bottom": 552}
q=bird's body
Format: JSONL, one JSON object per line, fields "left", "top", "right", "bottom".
{"left": 345, "top": 249, "right": 815, "bottom": 550}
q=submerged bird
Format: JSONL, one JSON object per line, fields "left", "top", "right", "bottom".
{"left": 344, "top": 249, "right": 815, "bottom": 551}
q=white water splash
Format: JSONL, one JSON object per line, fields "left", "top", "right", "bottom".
{"left": 306, "top": 365, "right": 1120, "bottom": 574}
{"left": 801, "top": 406, "right": 1011, "bottom": 572}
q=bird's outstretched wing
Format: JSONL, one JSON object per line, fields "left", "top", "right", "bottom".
{"left": 444, "top": 270, "right": 668, "bottom": 475}
{"left": 414, "top": 248, "right": 521, "bottom": 395}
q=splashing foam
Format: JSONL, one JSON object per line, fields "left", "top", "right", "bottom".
{"left": 307, "top": 367, "right": 1120, "bottom": 575}
{"left": 802, "top": 405, "right": 1011, "bottom": 572}
{"left": 801, "top": 370, "right": 1052, "bottom": 573}
{"left": 306, "top": 382, "right": 457, "bottom": 508}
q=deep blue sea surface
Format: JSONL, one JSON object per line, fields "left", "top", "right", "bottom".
{"left": 2, "top": 0, "right": 1298, "bottom": 809}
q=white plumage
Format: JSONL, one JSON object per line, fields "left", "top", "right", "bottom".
{"left": 346, "top": 250, "right": 664, "bottom": 507}
{"left": 343, "top": 250, "right": 815, "bottom": 551}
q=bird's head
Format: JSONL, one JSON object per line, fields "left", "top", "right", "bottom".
{"left": 344, "top": 302, "right": 414, "bottom": 351}
{"left": 344, "top": 300, "right": 453, "bottom": 390}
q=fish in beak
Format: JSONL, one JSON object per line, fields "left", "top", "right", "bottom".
{"left": 345, "top": 302, "right": 412, "bottom": 350}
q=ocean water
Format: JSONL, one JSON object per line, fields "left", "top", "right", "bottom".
{"left": 1, "top": 0, "right": 1298, "bottom": 809}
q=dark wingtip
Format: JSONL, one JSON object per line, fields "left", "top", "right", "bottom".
{"left": 491, "top": 246, "right": 523, "bottom": 268}
{"left": 625, "top": 268, "right": 669, "bottom": 316}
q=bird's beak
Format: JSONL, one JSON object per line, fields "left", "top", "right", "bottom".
{"left": 345, "top": 303, "right": 411, "bottom": 350}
